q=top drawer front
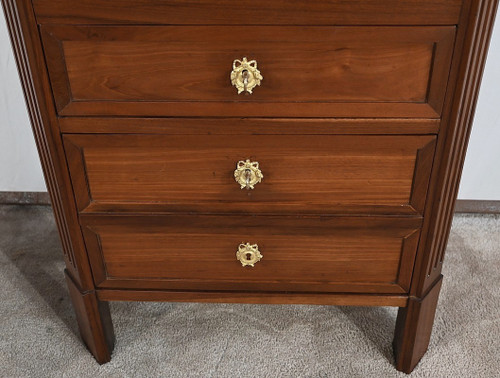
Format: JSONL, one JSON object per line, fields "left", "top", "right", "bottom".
{"left": 41, "top": 26, "right": 455, "bottom": 118}
{"left": 33, "top": 0, "right": 462, "bottom": 25}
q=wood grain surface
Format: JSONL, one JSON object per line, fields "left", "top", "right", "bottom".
{"left": 81, "top": 214, "right": 422, "bottom": 293}
{"left": 41, "top": 25, "right": 454, "bottom": 118}
{"left": 97, "top": 290, "right": 409, "bottom": 308}
{"left": 5, "top": 0, "right": 498, "bottom": 372}
{"left": 58, "top": 118, "right": 441, "bottom": 135}
{"left": 32, "top": 0, "right": 462, "bottom": 25}
{"left": 64, "top": 134, "right": 436, "bottom": 215}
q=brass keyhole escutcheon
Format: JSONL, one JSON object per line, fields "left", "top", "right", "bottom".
{"left": 230, "top": 57, "right": 263, "bottom": 94}
{"left": 234, "top": 159, "right": 263, "bottom": 190}
{"left": 236, "top": 243, "right": 263, "bottom": 267}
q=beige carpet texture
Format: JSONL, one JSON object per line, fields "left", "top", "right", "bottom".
{"left": 0, "top": 205, "right": 499, "bottom": 377}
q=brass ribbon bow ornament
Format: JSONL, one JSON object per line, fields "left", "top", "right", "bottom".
{"left": 234, "top": 159, "right": 263, "bottom": 189}
{"left": 231, "top": 57, "right": 263, "bottom": 94}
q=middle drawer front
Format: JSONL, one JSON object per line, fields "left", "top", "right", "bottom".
{"left": 64, "top": 134, "right": 436, "bottom": 215}
{"left": 81, "top": 214, "right": 422, "bottom": 293}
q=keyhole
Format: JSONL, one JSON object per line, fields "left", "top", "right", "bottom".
{"left": 242, "top": 70, "right": 249, "bottom": 93}
{"left": 246, "top": 252, "right": 252, "bottom": 260}
{"left": 244, "top": 168, "right": 252, "bottom": 189}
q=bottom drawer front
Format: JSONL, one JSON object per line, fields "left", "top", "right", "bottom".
{"left": 82, "top": 215, "right": 421, "bottom": 293}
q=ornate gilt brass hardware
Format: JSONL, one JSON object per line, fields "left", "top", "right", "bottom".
{"left": 236, "top": 243, "right": 262, "bottom": 267}
{"left": 230, "top": 57, "right": 263, "bottom": 94}
{"left": 234, "top": 159, "right": 263, "bottom": 190}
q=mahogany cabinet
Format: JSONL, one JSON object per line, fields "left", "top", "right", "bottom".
{"left": 2, "top": 0, "right": 497, "bottom": 373}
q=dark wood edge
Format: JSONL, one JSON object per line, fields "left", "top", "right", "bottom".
{"left": 63, "top": 136, "right": 92, "bottom": 212}
{"left": 95, "top": 278, "right": 407, "bottom": 295}
{"left": 80, "top": 203, "right": 421, "bottom": 217}
{"left": 395, "top": 229, "right": 421, "bottom": 292}
{"left": 409, "top": 138, "right": 437, "bottom": 214}
{"left": 455, "top": 199, "right": 500, "bottom": 213}
{"left": 97, "top": 289, "right": 408, "bottom": 307}
{"left": 7, "top": 193, "right": 497, "bottom": 215}
{"left": 65, "top": 270, "right": 114, "bottom": 363}
{"left": 80, "top": 225, "right": 108, "bottom": 288}
{"left": 427, "top": 27, "right": 458, "bottom": 115}
{"left": 59, "top": 99, "right": 441, "bottom": 119}
{"left": 0, "top": 191, "right": 51, "bottom": 205}
{"left": 32, "top": 0, "right": 462, "bottom": 25}
{"left": 1, "top": 0, "right": 96, "bottom": 290}
{"left": 5, "top": 193, "right": 498, "bottom": 215}
{"left": 39, "top": 27, "right": 71, "bottom": 112}
{"left": 409, "top": 0, "right": 499, "bottom": 297}
{"left": 58, "top": 117, "right": 441, "bottom": 135}
{"left": 394, "top": 274, "right": 443, "bottom": 373}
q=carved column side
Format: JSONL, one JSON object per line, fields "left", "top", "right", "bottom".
{"left": 394, "top": 2, "right": 498, "bottom": 370}
{"left": 411, "top": 0, "right": 499, "bottom": 297}
{"left": 1, "top": 0, "right": 95, "bottom": 291}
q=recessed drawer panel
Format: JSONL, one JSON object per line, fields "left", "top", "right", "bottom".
{"left": 81, "top": 214, "right": 422, "bottom": 293}
{"left": 42, "top": 26, "right": 455, "bottom": 118}
{"left": 64, "top": 134, "right": 436, "bottom": 215}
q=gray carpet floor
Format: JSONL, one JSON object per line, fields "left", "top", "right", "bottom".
{"left": 0, "top": 205, "right": 499, "bottom": 377}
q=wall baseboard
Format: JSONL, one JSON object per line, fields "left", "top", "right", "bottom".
{"left": 1, "top": 192, "right": 499, "bottom": 214}
{"left": 454, "top": 200, "right": 500, "bottom": 214}
{"left": 0, "top": 191, "right": 51, "bottom": 205}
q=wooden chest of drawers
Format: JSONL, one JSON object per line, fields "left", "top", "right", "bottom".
{"left": 3, "top": 0, "right": 497, "bottom": 373}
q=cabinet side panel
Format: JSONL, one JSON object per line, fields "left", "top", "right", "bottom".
{"left": 1, "top": 0, "right": 95, "bottom": 290}
{"left": 412, "top": 0, "right": 499, "bottom": 296}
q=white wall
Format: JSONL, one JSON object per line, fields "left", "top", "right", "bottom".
{"left": 0, "top": 11, "right": 499, "bottom": 199}
{"left": 0, "top": 11, "right": 45, "bottom": 191}
{"left": 458, "top": 15, "right": 500, "bottom": 200}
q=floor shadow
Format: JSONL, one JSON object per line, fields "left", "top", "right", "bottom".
{"left": 0, "top": 204, "right": 79, "bottom": 337}
{"left": 338, "top": 305, "right": 398, "bottom": 363}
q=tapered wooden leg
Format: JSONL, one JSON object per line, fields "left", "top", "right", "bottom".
{"left": 393, "top": 275, "right": 443, "bottom": 374}
{"left": 65, "top": 270, "right": 115, "bottom": 364}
